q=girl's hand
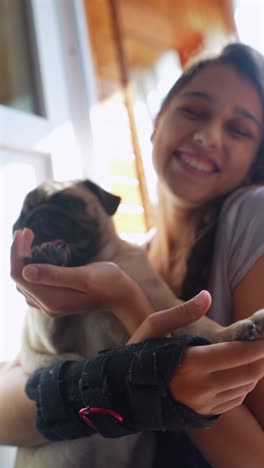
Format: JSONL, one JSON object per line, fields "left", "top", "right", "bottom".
{"left": 12, "top": 230, "right": 264, "bottom": 417}
{"left": 129, "top": 292, "right": 264, "bottom": 416}
{"left": 10, "top": 229, "right": 154, "bottom": 333}
{"left": 171, "top": 340, "right": 264, "bottom": 416}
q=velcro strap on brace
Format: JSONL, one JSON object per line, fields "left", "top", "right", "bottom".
{"left": 26, "top": 360, "right": 94, "bottom": 441}
{"left": 26, "top": 336, "right": 219, "bottom": 441}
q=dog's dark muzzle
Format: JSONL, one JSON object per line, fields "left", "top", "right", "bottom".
{"left": 13, "top": 204, "right": 101, "bottom": 267}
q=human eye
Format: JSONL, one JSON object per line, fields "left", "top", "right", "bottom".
{"left": 179, "top": 105, "right": 209, "bottom": 120}
{"left": 227, "top": 121, "right": 254, "bottom": 139}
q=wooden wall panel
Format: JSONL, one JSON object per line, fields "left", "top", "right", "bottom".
{"left": 83, "top": 0, "right": 122, "bottom": 98}
{"left": 83, "top": 0, "right": 236, "bottom": 97}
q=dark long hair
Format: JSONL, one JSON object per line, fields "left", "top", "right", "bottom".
{"left": 149, "top": 43, "right": 264, "bottom": 300}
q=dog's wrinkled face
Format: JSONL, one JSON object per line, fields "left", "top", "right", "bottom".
{"left": 13, "top": 179, "right": 121, "bottom": 267}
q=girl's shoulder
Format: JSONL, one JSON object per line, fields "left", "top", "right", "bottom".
{"left": 219, "top": 184, "right": 264, "bottom": 228}
{"left": 209, "top": 185, "right": 264, "bottom": 323}
{"left": 215, "top": 184, "right": 264, "bottom": 289}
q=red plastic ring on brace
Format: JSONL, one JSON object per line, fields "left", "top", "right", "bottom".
{"left": 79, "top": 406, "right": 123, "bottom": 429}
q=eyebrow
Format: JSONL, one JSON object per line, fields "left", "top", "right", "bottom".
{"left": 180, "top": 91, "right": 262, "bottom": 129}
{"left": 180, "top": 91, "right": 212, "bottom": 101}
{"left": 234, "top": 106, "right": 262, "bottom": 129}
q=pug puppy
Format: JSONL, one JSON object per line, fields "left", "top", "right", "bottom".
{"left": 13, "top": 179, "right": 264, "bottom": 468}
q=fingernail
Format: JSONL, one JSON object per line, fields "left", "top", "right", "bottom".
{"left": 193, "top": 290, "right": 205, "bottom": 307}
{"left": 22, "top": 227, "right": 32, "bottom": 242}
{"left": 23, "top": 265, "right": 39, "bottom": 281}
{"left": 15, "top": 231, "right": 27, "bottom": 256}
{"left": 13, "top": 229, "right": 21, "bottom": 238}
{"left": 18, "top": 229, "right": 33, "bottom": 256}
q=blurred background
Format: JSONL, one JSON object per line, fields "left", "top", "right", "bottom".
{"left": 0, "top": 0, "right": 263, "bottom": 463}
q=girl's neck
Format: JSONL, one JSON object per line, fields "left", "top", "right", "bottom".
{"left": 160, "top": 190, "right": 205, "bottom": 248}
{"left": 148, "top": 184, "right": 214, "bottom": 297}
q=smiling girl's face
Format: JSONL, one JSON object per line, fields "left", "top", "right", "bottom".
{"left": 152, "top": 64, "right": 264, "bottom": 208}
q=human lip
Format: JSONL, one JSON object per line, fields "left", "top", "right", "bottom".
{"left": 173, "top": 148, "right": 220, "bottom": 175}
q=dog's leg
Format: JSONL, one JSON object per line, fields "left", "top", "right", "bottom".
{"left": 215, "top": 309, "right": 264, "bottom": 342}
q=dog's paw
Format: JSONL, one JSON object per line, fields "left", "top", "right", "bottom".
{"left": 216, "top": 309, "right": 264, "bottom": 342}
{"left": 233, "top": 309, "right": 264, "bottom": 341}
{"left": 25, "top": 242, "right": 71, "bottom": 266}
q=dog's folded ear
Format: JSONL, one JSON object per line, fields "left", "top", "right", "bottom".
{"left": 82, "top": 180, "right": 121, "bottom": 216}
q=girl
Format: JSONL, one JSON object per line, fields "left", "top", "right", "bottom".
{"left": 4, "top": 43, "right": 264, "bottom": 467}
{"left": 148, "top": 42, "right": 264, "bottom": 466}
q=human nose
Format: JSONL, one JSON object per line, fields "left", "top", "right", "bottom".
{"left": 192, "top": 120, "right": 222, "bottom": 150}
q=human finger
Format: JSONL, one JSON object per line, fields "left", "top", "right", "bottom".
{"left": 208, "top": 382, "right": 257, "bottom": 415}
{"left": 17, "top": 286, "right": 39, "bottom": 308}
{"left": 168, "top": 346, "right": 264, "bottom": 414}
{"left": 30, "top": 287, "right": 94, "bottom": 318}
{"left": 200, "top": 378, "right": 260, "bottom": 416}
{"left": 209, "top": 395, "right": 252, "bottom": 415}
{"left": 10, "top": 229, "right": 34, "bottom": 281}
{"left": 10, "top": 232, "right": 119, "bottom": 313}
{"left": 172, "top": 360, "right": 264, "bottom": 416}
{"left": 15, "top": 268, "right": 86, "bottom": 316}
{"left": 128, "top": 290, "right": 211, "bottom": 344}
{"left": 22, "top": 261, "right": 122, "bottom": 292}
{"left": 189, "top": 384, "right": 254, "bottom": 417}
{"left": 193, "top": 340, "right": 264, "bottom": 372}
{"left": 207, "top": 396, "right": 247, "bottom": 416}
{"left": 22, "top": 260, "right": 152, "bottom": 321}
{"left": 210, "top": 357, "right": 264, "bottom": 391}
{"left": 10, "top": 229, "right": 51, "bottom": 309}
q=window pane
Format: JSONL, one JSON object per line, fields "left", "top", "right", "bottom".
{"left": 90, "top": 93, "right": 147, "bottom": 245}
{"left": 0, "top": 0, "right": 44, "bottom": 115}
{"left": 0, "top": 149, "right": 51, "bottom": 360}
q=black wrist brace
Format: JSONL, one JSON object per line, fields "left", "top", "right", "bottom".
{"left": 26, "top": 336, "right": 219, "bottom": 441}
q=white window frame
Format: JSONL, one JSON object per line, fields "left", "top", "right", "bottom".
{"left": 0, "top": 1, "right": 97, "bottom": 466}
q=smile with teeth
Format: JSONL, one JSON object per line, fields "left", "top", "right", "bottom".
{"left": 177, "top": 151, "right": 217, "bottom": 174}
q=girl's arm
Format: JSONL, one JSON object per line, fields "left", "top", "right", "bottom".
{"left": 0, "top": 359, "right": 46, "bottom": 447}
{"left": 190, "top": 406, "right": 264, "bottom": 468}
{"left": 2, "top": 291, "right": 264, "bottom": 447}
{"left": 233, "top": 252, "right": 264, "bottom": 428}
{"left": 0, "top": 294, "right": 206, "bottom": 447}
{"left": 189, "top": 253, "right": 264, "bottom": 468}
